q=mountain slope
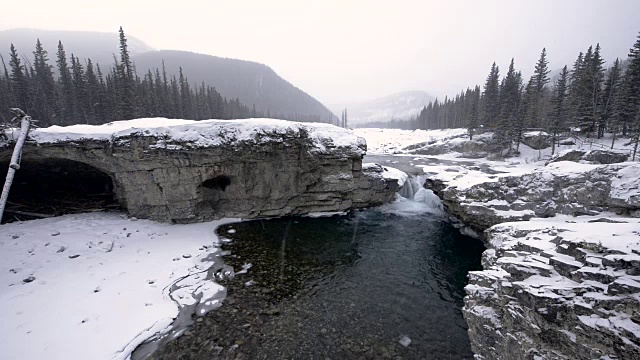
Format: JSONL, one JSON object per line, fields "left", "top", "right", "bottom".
{"left": 0, "top": 28, "right": 154, "bottom": 68}
{"left": 132, "top": 50, "right": 335, "bottom": 120}
{"left": 331, "top": 91, "right": 435, "bottom": 125}
{"left": 0, "top": 29, "right": 335, "bottom": 121}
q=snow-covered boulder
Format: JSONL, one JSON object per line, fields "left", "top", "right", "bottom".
{"left": 406, "top": 131, "right": 502, "bottom": 157}
{"left": 583, "top": 149, "right": 629, "bottom": 164}
{"left": 550, "top": 149, "right": 629, "bottom": 164}
{"left": 521, "top": 131, "right": 551, "bottom": 150}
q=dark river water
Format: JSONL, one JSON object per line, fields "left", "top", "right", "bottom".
{"left": 211, "top": 192, "right": 484, "bottom": 359}
{"left": 143, "top": 178, "right": 485, "bottom": 360}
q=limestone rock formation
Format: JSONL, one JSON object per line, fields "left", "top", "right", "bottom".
{"left": 464, "top": 218, "right": 640, "bottom": 360}
{"left": 424, "top": 158, "right": 640, "bottom": 360}
{"left": 426, "top": 162, "right": 640, "bottom": 234}
{"left": 0, "top": 118, "right": 399, "bottom": 223}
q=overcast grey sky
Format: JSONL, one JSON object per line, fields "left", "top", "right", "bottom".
{"left": 2, "top": 0, "right": 639, "bottom": 105}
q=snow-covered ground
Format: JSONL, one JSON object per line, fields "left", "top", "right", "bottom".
{"left": 357, "top": 127, "right": 637, "bottom": 190}
{"left": 0, "top": 212, "right": 238, "bottom": 360}
{"left": 356, "top": 128, "right": 468, "bottom": 155}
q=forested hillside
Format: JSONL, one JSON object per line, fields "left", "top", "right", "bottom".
{"left": 0, "top": 28, "right": 336, "bottom": 126}
{"left": 133, "top": 50, "right": 336, "bottom": 122}
{"left": 364, "top": 32, "right": 640, "bottom": 154}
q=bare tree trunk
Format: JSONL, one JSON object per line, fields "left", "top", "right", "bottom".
{"left": 0, "top": 109, "right": 32, "bottom": 223}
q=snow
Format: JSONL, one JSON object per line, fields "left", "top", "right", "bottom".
{"left": 4, "top": 118, "right": 367, "bottom": 155}
{"left": 611, "top": 164, "right": 640, "bottom": 202}
{"left": 354, "top": 128, "right": 468, "bottom": 154}
{"left": 380, "top": 165, "right": 409, "bottom": 187}
{"left": 0, "top": 212, "right": 237, "bottom": 360}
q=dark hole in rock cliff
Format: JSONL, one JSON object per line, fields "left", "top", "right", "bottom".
{"left": 202, "top": 175, "right": 232, "bottom": 191}
{"left": 0, "top": 158, "right": 120, "bottom": 223}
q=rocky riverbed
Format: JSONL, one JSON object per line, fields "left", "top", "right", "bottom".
{"left": 144, "top": 204, "right": 485, "bottom": 359}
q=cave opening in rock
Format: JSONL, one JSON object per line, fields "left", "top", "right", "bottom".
{"left": 202, "top": 175, "right": 232, "bottom": 192}
{"left": 0, "top": 158, "right": 120, "bottom": 223}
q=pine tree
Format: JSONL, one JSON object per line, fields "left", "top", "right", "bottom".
{"left": 550, "top": 66, "right": 569, "bottom": 155}
{"left": 496, "top": 59, "right": 521, "bottom": 152}
{"left": 589, "top": 44, "right": 606, "bottom": 137}
{"left": 527, "top": 48, "right": 551, "bottom": 128}
{"left": 56, "top": 41, "right": 75, "bottom": 123}
{"left": 71, "top": 55, "right": 88, "bottom": 123}
{"left": 482, "top": 62, "right": 500, "bottom": 127}
{"left": 600, "top": 59, "right": 621, "bottom": 139}
{"left": 625, "top": 32, "right": 640, "bottom": 158}
{"left": 32, "top": 39, "right": 57, "bottom": 123}
{"left": 8, "top": 44, "right": 29, "bottom": 112}
{"left": 468, "top": 87, "right": 480, "bottom": 140}
{"left": 117, "top": 26, "right": 136, "bottom": 119}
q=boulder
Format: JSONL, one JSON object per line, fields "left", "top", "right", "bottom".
{"left": 549, "top": 149, "right": 586, "bottom": 163}
{"left": 521, "top": 131, "right": 551, "bottom": 150}
{"left": 549, "top": 149, "right": 629, "bottom": 165}
{"left": 583, "top": 149, "right": 628, "bottom": 164}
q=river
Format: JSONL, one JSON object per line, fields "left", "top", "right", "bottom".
{"left": 146, "top": 173, "right": 485, "bottom": 359}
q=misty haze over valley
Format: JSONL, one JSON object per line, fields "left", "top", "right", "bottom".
{"left": 1, "top": 1, "right": 640, "bottom": 360}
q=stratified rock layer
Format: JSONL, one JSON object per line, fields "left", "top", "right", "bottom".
{"left": 424, "top": 160, "right": 640, "bottom": 359}
{"left": 464, "top": 218, "right": 640, "bottom": 360}
{"left": 0, "top": 119, "right": 399, "bottom": 223}
{"left": 427, "top": 162, "right": 640, "bottom": 234}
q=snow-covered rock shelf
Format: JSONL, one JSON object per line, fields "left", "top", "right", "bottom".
{"left": 1, "top": 118, "right": 400, "bottom": 223}
{"left": 465, "top": 216, "right": 640, "bottom": 359}
{"left": 5, "top": 118, "right": 367, "bottom": 155}
{"left": 426, "top": 161, "right": 640, "bottom": 234}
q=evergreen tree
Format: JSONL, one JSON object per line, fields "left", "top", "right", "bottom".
{"left": 32, "top": 39, "right": 57, "bottom": 122}
{"left": 117, "top": 27, "right": 136, "bottom": 119}
{"left": 550, "top": 66, "right": 569, "bottom": 155}
{"left": 482, "top": 62, "right": 500, "bottom": 127}
{"left": 496, "top": 59, "right": 521, "bottom": 152}
{"left": 71, "top": 55, "right": 88, "bottom": 123}
{"left": 625, "top": 32, "right": 640, "bottom": 158}
{"left": 468, "top": 87, "right": 480, "bottom": 139}
{"left": 527, "top": 48, "right": 551, "bottom": 128}
{"left": 8, "top": 44, "right": 29, "bottom": 112}
{"left": 56, "top": 41, "right": 75, "bottom": 123}
{"left": 600, "top": 59, "right": 622, "bottom": 139}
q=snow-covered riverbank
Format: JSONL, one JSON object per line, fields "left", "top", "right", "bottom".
{"left": 0, "top": 213, "right": 237, "bottom": 360}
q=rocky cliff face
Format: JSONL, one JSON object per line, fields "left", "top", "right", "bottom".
{"left": 0, "top": 119, "right": 399, "bottom": 223}
{"left": 465, "top": 218, "right": 640, "bottom": 360}
{"left": 426, "top": 162, "right": 640, "bottom": 234}
{"left": 424, "top": 161, "right": 640, "bottom": 359}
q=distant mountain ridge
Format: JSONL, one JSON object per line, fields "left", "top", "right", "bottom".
{"left": 0, "top": 28, "right": 335, "bottom": 121}
{"left": 132, "top": 50, "right": 334, "bottom": 120}
{"left": 0, "top": 28, "right": 154, "bottom": 67}
{"left": 331, "top": 91, "right": 435, "bottom": 125}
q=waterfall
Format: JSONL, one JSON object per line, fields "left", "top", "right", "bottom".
{"left": 387, "top": 174, "right": 444, "bottom": 215}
